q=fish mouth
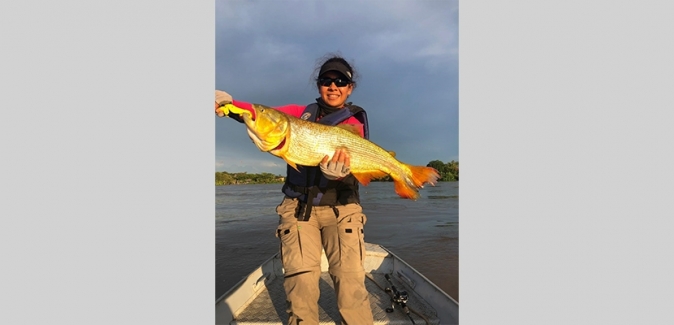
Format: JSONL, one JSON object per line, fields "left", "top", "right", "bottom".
{"left": 240, "top": 109, "right": 255, "bottom": 123}
{"left": 243, "top": 107, "right": 288, "bottom": 152}
{"left": 245, "top": 106, "right": 287, "bottom": 129}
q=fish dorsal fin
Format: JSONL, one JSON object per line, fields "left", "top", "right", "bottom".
{"left": 388, "top": 151, "right": 396, "bottom": 157}
{"left": 336, "top": 123, "right": 362, "bottom": 136}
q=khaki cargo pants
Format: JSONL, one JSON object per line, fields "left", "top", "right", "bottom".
{"left": 276, "top": 197, "right": 373, "bottom": 325}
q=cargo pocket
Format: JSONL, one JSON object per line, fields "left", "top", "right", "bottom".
{"left": 359, "top": 213, "right": 367, "bottom": 263}
{"left": 336, "top": 214, "right": 365, "bottom": 272}
{"left": 276, "top": 222, "right": 303, "bottom": 274}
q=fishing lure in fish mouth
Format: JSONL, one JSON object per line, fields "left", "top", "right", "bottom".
{"left": 220, "top": 103, "right": 254, "bottom": 120}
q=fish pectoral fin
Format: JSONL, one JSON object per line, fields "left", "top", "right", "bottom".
{"left": 336, "top": 123, "right": 362, "bottom": 136}
{"left": 284, "top": 158, "right": 299, "bottom": 172}
{"left": 393, "top": 179, "right": 420, "bottom": 200}
{"left": 351, "top": 171, "right": 388, "bottom": 186}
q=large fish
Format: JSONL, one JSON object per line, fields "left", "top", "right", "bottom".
{"left": 221, "top": 103, "right": 439, "bottom": 200}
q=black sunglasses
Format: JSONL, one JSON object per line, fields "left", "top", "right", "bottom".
{"left": 317, "top": 77, "right": 351, "bottom": 87}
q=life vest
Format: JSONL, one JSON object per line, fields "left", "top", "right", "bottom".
{"left": 281, "top": 103, "right": 369, "bottom": 218}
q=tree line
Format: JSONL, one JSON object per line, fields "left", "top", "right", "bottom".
{"left": 215, "top": 160, "right": 458, "bottom": 185}
{"left": 215, "top": 172, "right": 285, "bottom": 185}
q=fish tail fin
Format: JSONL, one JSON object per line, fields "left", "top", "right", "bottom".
{"left": 408, "top": 165, "right": 440, "bottom": 188}
{"left": 392, "top": 165, "right": 440, "bottom": 200}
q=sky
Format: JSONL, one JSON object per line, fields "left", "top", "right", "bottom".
{"left": 215, "top": 0, "right": 458, "bottom": 175}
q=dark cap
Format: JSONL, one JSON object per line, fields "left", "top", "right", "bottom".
{"left": 319, "top": 61, "right": 353, "bottom": 81}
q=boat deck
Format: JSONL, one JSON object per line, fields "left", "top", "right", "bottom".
{"left": 233, "top": 272, "right": 439, "bottom": 324}
{"left": 217, "top": 243, "right": 457, "bottom": 325}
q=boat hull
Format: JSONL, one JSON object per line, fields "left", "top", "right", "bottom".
{"left": 216, "top": 242, "right": 459, "bottom": 324}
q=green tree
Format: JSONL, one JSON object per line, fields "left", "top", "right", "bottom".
{"left": 446, "top": 160, "right": 459, "bottom": 181}
{"left": 215, "top": 171, "right": 236, "bottom": 185}
{"left": 427, "top": 160, "right": 445, "bottom": 177}
{"left": 426, "top": 160, "right": 459, "bottom": 181}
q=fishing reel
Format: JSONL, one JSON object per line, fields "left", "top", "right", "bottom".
{"left": 385, "top": 288, "right": 409, "bottom": 311}
{"left": 384, "top": 274, "right": 410, "bottom": 313}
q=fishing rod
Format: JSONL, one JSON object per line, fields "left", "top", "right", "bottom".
{"left": 384, "top": 273, "right": 415, "bottom": 324}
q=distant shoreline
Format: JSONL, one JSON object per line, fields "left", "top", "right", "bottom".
{"left": 216, "top": 160, "right": 458, "bottom": 185}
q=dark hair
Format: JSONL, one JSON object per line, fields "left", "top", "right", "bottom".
{"left": 313, "top": 53, "right": 359, "bottom": 90}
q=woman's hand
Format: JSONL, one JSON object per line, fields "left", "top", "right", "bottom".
{"left": 320, "top": 148, "right": 351, "bottom": 180}
{"left": 215, "top": 90, "right": 232, "bottom": 117}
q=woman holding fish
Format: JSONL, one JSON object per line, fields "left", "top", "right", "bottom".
{"left": 215, "top": 56, "right": 376, "bottom": 324}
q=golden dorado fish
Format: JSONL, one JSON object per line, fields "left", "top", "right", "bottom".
{"left": 221, "top": 103, "right": 439, "bottom": 200}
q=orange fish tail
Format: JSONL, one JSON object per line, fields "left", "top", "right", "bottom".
{"left": 391, "top": 165, "right": 440, "bottom": 200}
{"left": 408, "top": 165, "right": 440, "bottom": 188}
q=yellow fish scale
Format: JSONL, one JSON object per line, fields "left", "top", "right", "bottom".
{"left": 282, "top": 117, "right": 405, "bottom": 176}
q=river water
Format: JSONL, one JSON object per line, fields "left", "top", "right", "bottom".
{"left": 215, "top": 181, "right": 459, "bottom": 301}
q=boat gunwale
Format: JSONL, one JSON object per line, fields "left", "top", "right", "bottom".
{"left": 379, "top": 245, "right": 459, "bottom": 305}
{"left": 216, "top": 252, "right": 279, "bottom": 305}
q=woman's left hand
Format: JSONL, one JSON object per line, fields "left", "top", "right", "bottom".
{"left": 320, "top": 148, "right": 351, "bottom": 180}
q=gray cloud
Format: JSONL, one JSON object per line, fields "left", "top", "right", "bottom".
{"left": 216, "top": 0, "right": 458, "bottom": 175}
